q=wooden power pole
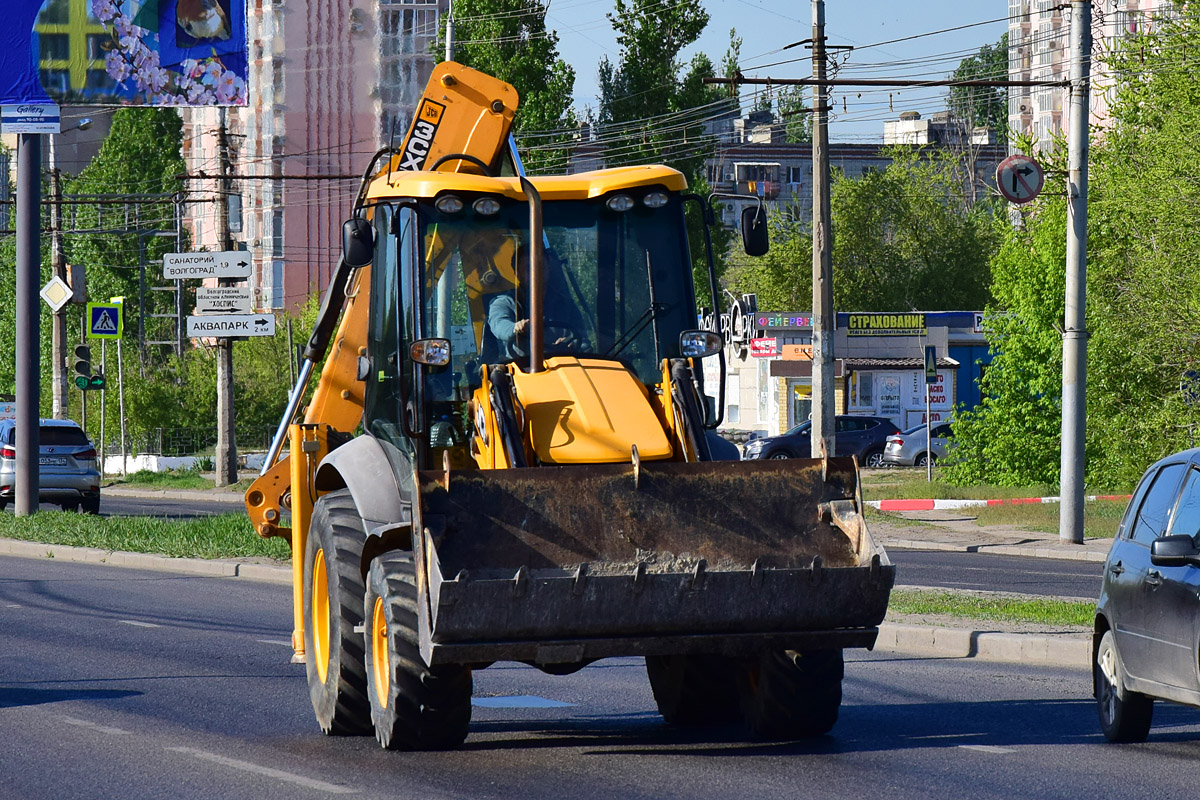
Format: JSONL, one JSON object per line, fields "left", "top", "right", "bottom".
{"left": 810, "top": 0, "right": 835, "bottom": 458}
{"left": 215, "top": 110, "right": 238, "bottom": 485}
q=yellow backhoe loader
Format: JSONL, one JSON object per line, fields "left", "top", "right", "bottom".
{"left": 245, "top": 62, "right": 894, "bottom": 750}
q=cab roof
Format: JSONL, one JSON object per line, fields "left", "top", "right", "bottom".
{"left": 363, "top": 164, "right": 688, "bottom": 203}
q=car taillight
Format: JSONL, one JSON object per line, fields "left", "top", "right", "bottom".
{"left": 887, "top": 436, "right": 902, "bottom": 446}
{"left": 0, "top": 445, "right": 14, "bottom": 459}
{"left": 77, "top": 448, "right": 97, "bottom": 460}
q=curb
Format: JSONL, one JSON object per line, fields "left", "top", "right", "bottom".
{"left": 875, "top": 622, "right": 1091, "bottom": 668}
{"left": 884, "top": 537, "right": 1109, "bottom": 562}
{"left": 868, "top": 494, "right": 1131, "bottom": 511}
{"left": 0, "top": 538, "right": 1090, "bottom": 669}
{"left": 102, "top": 486, "right": 246, "bottom": 504}
{"left": 0, "top": 539, "right": 291, "bottom": 584}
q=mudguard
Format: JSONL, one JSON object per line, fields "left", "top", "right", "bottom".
{"left": 315, "top": 435, "right": 410, "bottom": 533}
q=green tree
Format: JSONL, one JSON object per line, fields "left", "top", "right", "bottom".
{"left": 729, "top": 147, "right": 996, "bottom": 312}
{"left": 945, "top": 11, "right": 1200, "bottom": 491}
{"left": 948, "top": 33, "right": 1009, "bottom": 133}
{"left": 597, "top": 2, "right": 738, "bottom": 302}
{"left": 776, "top": 86, "right": 813, "bottom": 145}
{"left": 435, "top": 0, "right": 576, "bottom": 174}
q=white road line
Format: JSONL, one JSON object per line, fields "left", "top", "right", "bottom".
{"left": 120, "top": 620, "right": 160, "bottom": 628}
{"left": 6, "top": 603, "right": 21, "bottom": 608}
{"left": 257, "top": 639, "right": 293, "bottom": 647}
{"left": 165, "top": 747, "right": 357, "bottom": 795}
{"left": 59, "top": 715, "right": 130, "bottom": 736}
{"left": 959, "top": 744, "right": 1015, "bottom": 754}
{"left": 472, "top": 695, "right": 575, "bottom": 708}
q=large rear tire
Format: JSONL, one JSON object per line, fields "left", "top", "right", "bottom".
{"left": 303, "top": 489, "right": 371, "bottom": 735}
{"left": 738, "top": 648, "right": 844, "bottom": 739}
{"left": 645, "top": 654, "right": 741, "bottom": 726}
{"left": 363, "top": 552, "right": 473, "bottom": 750}
{"left": 1096, "top": 630, "right": 1153, "bottom": 742}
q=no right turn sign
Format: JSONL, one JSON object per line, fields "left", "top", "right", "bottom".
{"left": 996, "top": 154, "right": 1045, "bottom": 204}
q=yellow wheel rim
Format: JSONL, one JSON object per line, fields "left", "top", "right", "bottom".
{"left": 372, "top": 596, "right": 390, "bottom": 703}
{"left": 312, "top": 548, "right": 330, "bottom": 683}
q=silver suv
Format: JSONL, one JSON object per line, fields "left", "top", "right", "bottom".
{"left": 0, "top": 418, "right": 101, "bottom": 513}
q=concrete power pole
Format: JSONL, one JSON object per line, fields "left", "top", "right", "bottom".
{"left": 445, "top": 0, "right": 454, "bottom": 61}
{"left": 810, "top": 0, "right": 835, "bottom": 458}
{"left": 15, "top": 133, "right": 42, "bottom": 516}
{"left": 1059, "top": 0, "right": 1092, "bottom": 544}
{"left": 215, "top": 110, "right": 238, "bottom": 485}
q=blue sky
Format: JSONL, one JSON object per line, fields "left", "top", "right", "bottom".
{"left": 544, "top": 0, "right": 1009, "bottom": 142}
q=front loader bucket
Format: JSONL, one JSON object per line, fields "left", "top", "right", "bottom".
{"left": 411, "top": 457, "right": 895, "bottom": 666}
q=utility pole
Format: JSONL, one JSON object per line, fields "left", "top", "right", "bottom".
{"left": 215, "top": 110, "right": 238, "bottom": 485}
{"left": 445, "top": 0, "right": 454, "bottom": 61}
{"left": 1060, "top": 0, "right": 1092, "bottom": 544}
{"left": 15, "top": 133, "right": 42, "bottom": 516}
{"left": 50, "top": 162, "right": 68, "bottom": 419}
{"left": 810, "top": 0, "right": 835, "bottom": 458}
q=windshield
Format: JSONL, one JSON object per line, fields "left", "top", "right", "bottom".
{"left": 416, "top": 194, "right": 695, "bottom": 387}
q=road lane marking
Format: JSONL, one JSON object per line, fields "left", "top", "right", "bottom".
{"left": 59, "top": 715, "right": 130, "bottom": 736}
{"left": 472, "top": 695, "right": 575, "bottom": 708}
{"left": 165, "top": 747, "right": 356, "bottom": 794}
{"left": 120, "top": 620, "right": 160, "bottom": 628}
{"left": 6, "top": 603, "right": 21, "bottom": 608}
{"left": 959, "top": 744, "right": 1015, "bottom": 754}
{"left": 257, "top": 639, "right": 293, "bottom": 647}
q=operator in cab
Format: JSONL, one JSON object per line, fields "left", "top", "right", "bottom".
{"left": 485, "top": 241, "right": 588, "bottom": 363}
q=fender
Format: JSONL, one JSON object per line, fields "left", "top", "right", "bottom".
{"left": 314, "top": 435, "right": 411, "bottom": 534}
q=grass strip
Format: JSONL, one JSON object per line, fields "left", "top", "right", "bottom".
{"left": 889, "top": 588, "right": 1093, "bottom": 627}
{"left": 108, "top": 469, "right": 254, "bottom": 493}
{"left": 969, "top": 500, "right": 1126, "bottom": 539}
{"left": 861, "top": 470, "right": 1057, "bottom": 501}
{"left": 0, "top": 512, "right": 289, "bottom": 561}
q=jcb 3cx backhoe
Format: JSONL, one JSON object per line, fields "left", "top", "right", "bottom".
{"left": 245, "top": 63, "right": 894, "bottom": 749}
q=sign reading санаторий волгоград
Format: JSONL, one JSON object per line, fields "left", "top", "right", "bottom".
{"left": 0, "top": 0, "right": 247, "bottom": 107}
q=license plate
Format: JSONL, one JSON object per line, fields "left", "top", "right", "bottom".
{"left": 39, "top": 456, "right": 68, "bottom": 466}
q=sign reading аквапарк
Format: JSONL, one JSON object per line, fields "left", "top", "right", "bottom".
{"left": 846, "top": 313, "right": 926, "bottom": 336}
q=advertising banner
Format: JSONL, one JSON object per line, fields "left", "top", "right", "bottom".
{"left": 0, "top": 0, "right": 247, "bottom": 107}
{"left": 846, "top": 313, "right": 926, "bottom": 336}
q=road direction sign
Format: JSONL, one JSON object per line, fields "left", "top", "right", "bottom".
{"left": 196, "top": 286, "right": 253, "bottom": 314}
{"left": 86, "top": 302, "right": 123, "bottom": 339}
{"left": 996, "top": 154, "right": 1044, "bottom": 204}
{"left": 187, "top": 314, "right": 276, "bottom": 338}
{"left": 40, "top": 276, "right": 72, "bottom": 312}
{"left": 164, "top": 251, "right": 253, "bottom": 280}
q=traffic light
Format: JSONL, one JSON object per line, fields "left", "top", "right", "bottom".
{"left": 72, "top": 344, "right": 105, "bottom": 391}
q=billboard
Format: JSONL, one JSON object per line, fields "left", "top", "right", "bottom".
{"left": 1, "top": 0, "right": 247, "bottom": 107}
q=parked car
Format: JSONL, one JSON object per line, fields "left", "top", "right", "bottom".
{"left": 883, "top": 421, "right": 954, "bottom": 467}
{"left": 0, "top": 418, "right": 101, "bottom": 513}
{"left": 742, "top": 415, "right": 901, "bottom": 467}
{"left": 1094, "top": 448, "right": 1200, "bottom": 742}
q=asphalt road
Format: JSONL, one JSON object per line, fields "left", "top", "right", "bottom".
{"left": 4, "top": 556, "right": 1199, "bottom": 800}
{"left": 889, "top": 548, "right": 1102, "bottom": 600}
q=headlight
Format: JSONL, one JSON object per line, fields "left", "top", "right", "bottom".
{"left": 643, "top": 191, "right": 669, "bottom": 208}
{"left": 435, "top": 195, "right": 464, "bottom": 214}
{"left": 606, "top": 194, "right": 634, "bottom": 212}
{"left": 473, "top": 197, "right": 502, "bottom": 216}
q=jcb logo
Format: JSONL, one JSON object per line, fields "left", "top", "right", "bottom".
{"left": 399, "top": 100, "right": 445, "bottom": 171}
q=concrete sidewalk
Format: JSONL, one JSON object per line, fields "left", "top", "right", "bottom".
{"left": 870, "top": 508, "right": 1113, "bottom": 563}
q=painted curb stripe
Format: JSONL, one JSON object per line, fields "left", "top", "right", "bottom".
{"left": 868, "top": 494, "right": 1131, "bottom": 511}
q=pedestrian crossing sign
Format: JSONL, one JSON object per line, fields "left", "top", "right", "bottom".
{"left": 87, "top": 302, "right": 123, "bottom": 339}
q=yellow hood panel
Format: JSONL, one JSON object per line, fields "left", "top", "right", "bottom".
{"left": 512, "top": 357, "right": 674, "bottom": 464}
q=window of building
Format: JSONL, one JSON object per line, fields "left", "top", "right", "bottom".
{"left": 788, "top": 165, "right": 804, "bottom": 183}
{"left": 849, "top": 371, "right": 874, "bottom": 409}
{"left": 39, "top": 34, "right": 69, "bottom": 62}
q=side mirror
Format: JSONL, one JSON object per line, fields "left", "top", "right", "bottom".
{"left": 1150, "top": 534, "right": 1200, "bottom": 568}
{"left": 342, "top": 218, "right": 374, "bottom": 268}
{"left": 410, "top": 338, "right": 451, "bottom": 366}
{"left": 740, "top": 205, "right": 769, "bottom": 257}
{"left": 680, "top": 330, "right": 722, "bottom": 359}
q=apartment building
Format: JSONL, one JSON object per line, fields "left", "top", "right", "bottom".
{"left": 1007, "top": 0, "right": 1171, "bottom": 148}
{"left": 183, "top": 0, "right": 445, "bottom": 310}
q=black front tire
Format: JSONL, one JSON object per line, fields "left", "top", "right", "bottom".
{"left": 646, "top": 654, "right": 741, "bottom": 726}
{"left": 363, "top": 552, "right": 473, "bottom": 750}
{"left": 738, "top": 649, "right": 843, "bottom": 739}
{"left": 303, "top": 489, "right": 372, "bottom": 735}
{"left": 1096, "top": 630, "right": 1153, "bottom": 743}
